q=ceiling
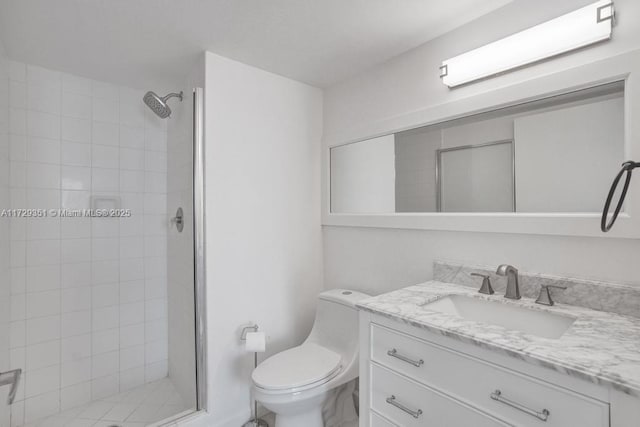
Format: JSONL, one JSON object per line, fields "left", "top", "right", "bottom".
{"left": 0, "top": 0, "right": 511, "bottom": 90}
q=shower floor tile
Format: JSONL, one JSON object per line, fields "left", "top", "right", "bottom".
{"left": 21, "top": 378, "right": 191, "bottom": 427}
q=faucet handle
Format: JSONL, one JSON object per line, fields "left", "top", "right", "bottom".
{"left": 535, "top": 285, "right": 567, "bottom": 306}
{"left": 470, "top": 273, "right": 495, "bottom": 295}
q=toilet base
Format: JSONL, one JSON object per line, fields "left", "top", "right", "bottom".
{"left": 275, "top": 407, "right": 322, "bottom": 427}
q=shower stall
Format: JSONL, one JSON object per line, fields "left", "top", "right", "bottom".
{"left": 0, "top": 49, "right": 206, "bottom": 427}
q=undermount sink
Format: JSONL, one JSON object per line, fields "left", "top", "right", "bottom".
{"left": 421, "top": 294, "right": 576, "bottom": 339}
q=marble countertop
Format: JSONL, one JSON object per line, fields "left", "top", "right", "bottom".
{"left": 357, "top": 281, "right": 640, "bottom": 396}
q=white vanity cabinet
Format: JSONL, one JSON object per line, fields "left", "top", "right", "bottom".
{"left": 359, "top": 311, "right": 640, "bottom": 427}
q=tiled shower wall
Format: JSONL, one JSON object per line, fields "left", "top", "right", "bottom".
{"left": 0, "top": 39, "right": 10, "bottom": 427}
{"left": 7, "top": 62, "right": 169, "bottom": 425}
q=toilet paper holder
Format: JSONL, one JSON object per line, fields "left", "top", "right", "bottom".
{"left": 240, "top": 323, "right": 270, "bottom": 427}
{"left": 240, "top": 324, "right": 259, "bottom": 342}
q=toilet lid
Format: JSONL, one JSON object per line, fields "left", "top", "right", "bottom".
{"left": 252, "top": 343, "right": 342, "bottom": 391}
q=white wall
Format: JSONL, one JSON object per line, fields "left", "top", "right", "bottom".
{"left": 0, "top": 37, "right": 10, "bottom": 427}
{"left": 6, "top": 62, "right": 170, "bottom": 425}
{"left": 331, "top": 134, "right": 395, "bottom": 213}
{"left": 166, "top": 57, "right": 204, "bottom": 410}
{"left": 322, "top": 0, "right": 640, "bottom": 294}
{"left": 204, "top": 52, "right": 324, "bottom": 426}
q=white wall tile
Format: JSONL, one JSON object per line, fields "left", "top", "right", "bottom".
{"left": 61, "top": 311, "right": 90, "bottom": 338}
{"left": 61, "top": 190, "right": 90, "bottom": 210}
{"left": 119, "top": 148, "right": 144, "bottom": 170}
{"left": 92, "top": 145, "right": 119, "bottom": 169}
{"left": 91, "top": 168, "right": 118, "bottom": 192}
{"left": 61, "top": 358, "right": 91, "bottom": 388}
{"left": 119, "top": 281, "right": 144, "bottom": 306}
{"left": 91, "top": 260, "right": 119, "bottom": 285}
{"left": 27, "top": 83, "right": 61, "bottom": 115}
{"left": 61, "top": 287, "right": 91, "bottom": 313}
{"left": 10, "top": 322, "right": 26, "bottom": 351}
{"left": 93, "top": 98, "right": 119, "bottom": 124}
{"left": 28, "top": 111, "right": 60, "bottom": 139}
{"left": 25, "top": 365, "right": 60, "bottom": 399}
{"left": 119, "top": 367, "right": 145, "bottom": 392}
{"left": 62, "top": 74, "right": 92, "bottom": 96}
{"left": 119, "top": 102, "right": 145, "bottom": 128}
{"left": 10, "top": 134, "right": 27, "bottom": 162}
{"left": 26, "top": 239, "right": 60, "bottom": 265}
{"left": 61, "top": 117, "right": 91, "bottom": 143}
{"left": 10, "top": 108, "right": 27, "bottom": 135}
{"left": 27, "top": 137, "right": 60, "bottom": 164}
{"left": 92, "top": 328, "right": 118, "bottom": 355}
{"left": 61, "top": 142, "right": 91, "bottom": 166}
{"left": 92, "top": 306, "right": 118, "bottom": 332}
{"left": 92, "top": 82, "right": 119, "bottom": 101}
{"left": 61, "top": 334, "right": 91, "bottom": 362}
{"left": 24, "top": 390, "right": 60, "bottom": 423}
{"left": 25, "top": 340, "right": 60, "bottom": 371}
{"left": 119, "top": 323, "right": 144, "bottom": 349}
{"left": 9, "top": 81, "right": 26, "bottom": 109}
{"left": 61, "top": 263, "right": 91, "bottom": 288}
{"left": 119, "top": 170, "right": 144, "bottom": 193}
{"left": 92, "top": 121, "right": 119, "bottom": 146}
{"left": 26, "top": 188, "right": 59, "bottom": 208}
{"left": 26, "top": 289, "right": 60, "bottom": 318}
{"left": 91, "top": 238, "right": 118, "bottom": 261}
{"left": 26, "top": 217, "right": 60, "bottom": 240}
{"left": 26, "top": 315, "right": 61, "bottom": 344}
{"left": 91, "top": 218, "right": 119, "bottom": 238}
{"left": 61, "top": 239, "right": 91, "bottom": 263}
{"left": 91, "top": 351, "right": 118, "bottom": 378}
{"left": 145, "top": 298, "right": 167, "bottom": 322}
{"left": 91, "top": 374, "right": 119, "bottom": 401}
{"left": 144, "top": 172, "right": 166, "bottom": 194}
{"left": 26, "top": 162, "right": 60, "bottom": 189}
{"left": 120, "top": 302, "right": 144, "bottom": 326}
{"left": 61, "top": 166, "right": 91, "bottom": 190}
{"left": 60, "top": 381, "right": 91, "bottom": 410}
{"left": 120, "top": 345, "right": 144, "bottom": 371}
{"left": 119, "top": 258, "right": 144, "bottom": 282}
{"left": 92, "top": 284, "right": 118, "bottom": 309}
{"left": 26, "top": 264, "right": 60, "bottom": 292}
{"left": 61, "top": 217, "right": 91, "bottom": 239}
{"left": 144, "top": 360, "right": 168, "bottom": 383}
{"left": 62, "top": 92, "right": 91, "bottom": 119}
{"left": 119, "top": 237, "right": 143, "bottom": 259}
{"left": 119, "top": 126, "right": 144, "bottom": 149}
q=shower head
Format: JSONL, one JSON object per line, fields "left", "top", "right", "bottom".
{"left": 143, "top": 91, "right": 183, "bottom": 119}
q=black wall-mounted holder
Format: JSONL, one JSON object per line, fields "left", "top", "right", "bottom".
{"left": 601, "top": 161, "right": 640, "bottom": 232}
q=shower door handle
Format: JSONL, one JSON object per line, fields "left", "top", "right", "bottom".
{"left": 0, "top": 369, "right": 21, "bottom": 404}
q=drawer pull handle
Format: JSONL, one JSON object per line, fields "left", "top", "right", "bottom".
{"left": 387, "top": 348, "right": 424, "bottom": 367}
{"left": 490, "top": 389, "right": 550, "bottom": 422}
{"left": 386, "top": 395, "right": 423, "bottom": 419}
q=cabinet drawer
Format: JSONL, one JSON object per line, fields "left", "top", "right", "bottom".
{"left": 371, "top": 323, "right": 609, "bottom": 427}
{"left": 371, "top": 411, "right": 397, "bottom": 427}
{"left": 371, "top": 363, "right": 510, "bottom": 427}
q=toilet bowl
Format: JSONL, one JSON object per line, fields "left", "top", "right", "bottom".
{"left": 251, "top": 289, "right": 370, "bottom": 427}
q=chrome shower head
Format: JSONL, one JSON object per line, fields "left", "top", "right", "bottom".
{"left": 143, "top": 91, "right": 183, "bottom": 119}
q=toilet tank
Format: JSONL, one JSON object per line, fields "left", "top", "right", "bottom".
{"left": 305, "top": 289, "right": 370, "bottom": 356}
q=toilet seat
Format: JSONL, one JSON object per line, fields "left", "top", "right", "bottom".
{"left": 252, "top": 343, "right": 342, "bottom": 392}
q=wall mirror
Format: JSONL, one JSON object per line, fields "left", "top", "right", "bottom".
{"left": 330, "top": 81, "right": 624, "bottom": 214}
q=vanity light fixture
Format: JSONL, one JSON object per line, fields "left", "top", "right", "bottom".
{"left": 439, "top": 1, "right": 615, "bottom": 88}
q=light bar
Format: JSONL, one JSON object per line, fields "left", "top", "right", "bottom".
{"left": 440, "top": 1, "right": 614, "bottom": 88}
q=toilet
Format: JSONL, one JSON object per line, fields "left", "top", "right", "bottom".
{"left": 251, "top": 289, "right": 370, "bottom": 427}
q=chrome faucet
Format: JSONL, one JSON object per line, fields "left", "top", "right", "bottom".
{"left": 496, "top": 264, "right": 521, "bottom": 300}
